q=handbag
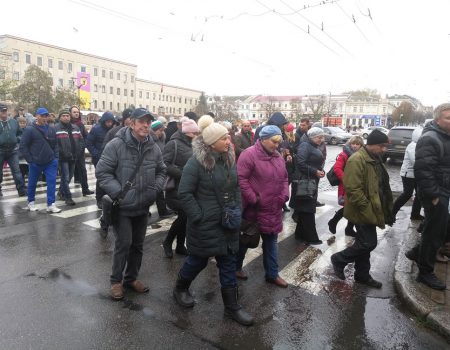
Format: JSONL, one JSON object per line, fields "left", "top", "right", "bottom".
{"left": 239, "top": 217, "right": 260, "bottom": 248}
{"left": 296, "top": 168, "right": 317, "bottom": 198}
{"left": 210, "top": 172, "right": 242, "bottom": 231}
{"left": 101, "top": 151, "right": 146, "bottom": 226}
{"left": 326, "top": 164, "right": 339, "bottom": 186}
{"left": 163, "top": 141, "right": 178, "bottom": 191}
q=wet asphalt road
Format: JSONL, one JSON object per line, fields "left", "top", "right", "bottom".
{"left": 0, "top": 145, "right": 448, "bottom": 349}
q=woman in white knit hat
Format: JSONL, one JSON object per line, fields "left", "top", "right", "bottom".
{"left": 172, "top": 115, "right": 254, "bottom": 326}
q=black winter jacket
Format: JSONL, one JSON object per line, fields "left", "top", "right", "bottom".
{"left": 19, "top": 123, "right": 58, "bottom": 165}
{"left": 55, "top": 121, "right": 82, "bottom": 161}
{"left": 95, "top": 127, "right": 167, "bottom": 216}
{"left": 414, "top": 121, "right": 450, "bottom": 200}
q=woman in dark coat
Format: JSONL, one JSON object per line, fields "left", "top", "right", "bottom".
{"left": 292, "top": 127, "right": 325, "bottom": 245}
{"left": 173, "top": 115, "right": 254, "bottom": 326}
{"left": 162, "top": 119, "right": 199, "bottom": 258}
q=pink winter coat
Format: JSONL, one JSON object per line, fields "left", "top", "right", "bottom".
{"left": 237, "top": 140, "right": 289, "bottom": 234}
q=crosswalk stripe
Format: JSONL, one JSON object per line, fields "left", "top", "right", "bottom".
{"left": 19, "top": 196, "right": 96, "bottom": 210}
{"left": 51, "top": 204, "right": 100, "bottom": 218}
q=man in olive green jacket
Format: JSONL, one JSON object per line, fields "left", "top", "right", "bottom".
{"left": 331, "top": 129, "right": 393, "bottom": 288}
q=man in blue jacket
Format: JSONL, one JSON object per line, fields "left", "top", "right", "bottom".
{"left": 0, "top": 103, "right": 26, "bottom": 197}
{"left": 86, "top": 111, "right": 115, "bottom": 208}
{"left": 19, "top": 107, "right": 61, "bottom": 213}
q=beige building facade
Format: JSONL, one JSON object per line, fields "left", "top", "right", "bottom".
{"left": 0, "top": 35, "right": 202, "bottom": 116}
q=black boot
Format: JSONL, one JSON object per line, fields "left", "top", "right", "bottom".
{"left": 163, "top": 228, "right": 177, "bottom": 259}
{"left": 173, "top": 274, "right": 195, "bottom": 307}
{"left": 221, "top": 287, "right": 254, "bottom": 326}
{"left": 328, "top": 214, "right": 339, "bottom": 234}
{"left": 175, "top": 231, "right": 188, "bottom": 255}
{"left": 345, "top": 223, "right": 356, "bottom": 237}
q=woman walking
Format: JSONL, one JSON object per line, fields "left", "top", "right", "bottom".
{"left": 172, "top": 115, "right": 253, "bottom": 326}
{"left": 236, "top": 125, "right": 290, "bottom": 287}
{"left": 291, "top": 127, "right": 325, "bottom": 245}
{"left": 327, "top": 136, "right": 364, "bottom": 236}
{"left": 162, "top": 118, "right": 199, "bottom": 258}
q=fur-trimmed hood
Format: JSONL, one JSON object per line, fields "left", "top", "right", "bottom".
{"left": 192, "top": 135, "right": 235, "bottom": 171}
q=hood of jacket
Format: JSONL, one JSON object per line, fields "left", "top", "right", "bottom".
{"left": 423, "top": 120, "right": 450, "bottom": 138}
{"left": 171, "top": 130, "right": 192, "bottom": 146}
{"left": 267, "top": 112, "right": 288, "bottom": 127}
{"left": 99, "top": 111, "right": 115, "bottom": 124}
{"left": 192, "top": 135, "right": 235, "bottom": 171}
{"left": 411, "top": 127, "right": 423, "bottom": 143}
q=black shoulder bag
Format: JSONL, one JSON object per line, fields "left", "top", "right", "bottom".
{"left": 101, "top": 152, "right": 146, "bottom": 226}
{"left": 210, "top": 171, "right": 242, "bottom": 231}
{"left": 296, "top": 167, "right": 317, "bottom": 198}
{"left": 163, "top": 141, "right": 178, "bottom": 191}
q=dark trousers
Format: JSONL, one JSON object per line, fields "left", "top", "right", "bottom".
{"left": 0, "top": 149, "right": 25, "bottom": 192}
{"left": 411, "top": 197, "right": 449, "bottom": 274}
{"left": 92, "top": 158, "right": 105, "bottom": 202}
{"left": 179, "top": 253, "right": 237, "bottom": 288}
{"left": 164, "top": 210, "right": 187, "bottom": 247}
{"left": 331, "top": 224, "right": 378, "bottom": 281}
{"left": 58, "top": 161, "right": 75, "bottom": 199}
{"left": 330, "top": 207, "right": 355, "bottom": 231}
{"left": 392, "top": 176, "right": 422, "bottom": 217}
{"left": 110, "top": 213, "right": 148, "bottom": 284}
{"left": 294, "top": 212, "right": 320, "bottom": 242}
{"left": 74, "top": 153, "right": 90, "bottom": 194}
{"left": 156, "top": 191, "right": 168, "bottom": 215}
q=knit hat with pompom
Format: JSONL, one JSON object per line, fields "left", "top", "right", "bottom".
{"left": 198, "top": 114, "right": 229, "bottom": 146}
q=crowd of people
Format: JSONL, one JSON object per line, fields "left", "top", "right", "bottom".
{"left": 1, "top": 101, "right": 450, "bottom": 326}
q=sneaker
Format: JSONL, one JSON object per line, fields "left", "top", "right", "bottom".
{"left": 65, "top": 198, "right": 76, "bottom": 206}
{"left": 28, "top": 201, "right": 38, "bottom": 211}
{"left": 416, "top": 272, "right": 446, "bottom": 290}
{"left": 46, "top": 204, "right": 62, "bottom": 213}
{"left": 355, "top": 276, "right": 383, "bottom": 289}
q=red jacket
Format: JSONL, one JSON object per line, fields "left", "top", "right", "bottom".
{"left": 333, "top": 145, "right": 353, "bottom": 204}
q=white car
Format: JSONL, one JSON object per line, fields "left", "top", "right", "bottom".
{"left": 360, "top": 126, "right": 389, "bottom": 139}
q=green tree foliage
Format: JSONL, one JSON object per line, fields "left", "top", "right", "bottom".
{"left": 12, "top": 65, "right": 80, "bottom": 113}
{"left": 0, "top": 79, "right": 17, "bottom": 101}
{"left": 344, "top": 89, "right": 381, "bottom": 99}
{"left": 392, "top": 101, "right": 415, "bottom": 125}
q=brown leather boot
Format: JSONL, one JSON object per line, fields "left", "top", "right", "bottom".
{"left": 124, "top": 280, "right": 149, "bottom": 293}
{"left": 110, "top": 283, "right": 124, "bottom": 301}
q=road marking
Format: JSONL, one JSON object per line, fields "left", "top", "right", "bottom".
{"left": 51, "top": 204, "right": 100, "bottom": 218}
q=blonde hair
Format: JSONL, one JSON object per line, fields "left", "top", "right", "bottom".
{"left": 270, "top": 134, "right": 282, "bottom": 142}
{"left": 347, "top": 135, "right": 364, "bottom": 146}
{"left": 285, "top": 130, "right": 295, "bottom": 143}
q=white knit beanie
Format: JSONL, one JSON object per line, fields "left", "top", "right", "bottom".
{"left": 198, "top": 115, "right": 229, "bottom": 146}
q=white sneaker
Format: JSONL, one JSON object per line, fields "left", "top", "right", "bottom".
{"left": 28, "top": 201, "right": 38, "bottom": 211}
{"left": 46, "top": 203, "right": 62, "bottom": 213}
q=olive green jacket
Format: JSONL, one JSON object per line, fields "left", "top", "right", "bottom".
{"left": 343, "top": 147, "right": 393, "bottom": 229}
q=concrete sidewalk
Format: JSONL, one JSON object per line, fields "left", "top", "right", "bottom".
{"left": 394, "top": 220, "right": 450, "bottom": 341}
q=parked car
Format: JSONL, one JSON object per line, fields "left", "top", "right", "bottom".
{"left": 322, "top": 127, "right": 352, "bottom": 145}
{"left": 361, "top": 126, "right": 389, "bottom": 139}
{"left": 385, "top": 126, "right": 417, "bottom": 161}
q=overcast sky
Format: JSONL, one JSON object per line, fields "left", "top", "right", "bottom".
{"left": 3, "top": 0, "right": 450, "bottom": 106}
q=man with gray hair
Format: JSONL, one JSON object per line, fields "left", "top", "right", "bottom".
{"left": 406, "top": 103, "right": 450, "bottom": 290}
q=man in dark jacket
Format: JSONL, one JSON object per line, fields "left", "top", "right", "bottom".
{"left": 96, "top": 108, "right": 166, "bottom": 301}
{"left": 19, "top": 107, "right": 61, "bottom": 213}
{"left": 55, "top": 109, "right": 82, "bottom": 206}
{"left": 70, "top": 106, "right": 94, "bottom": 196}
{"left": 234, "top": 120, "right": 254, "bottom": 159}
{"left": 102, "top": 108, "right": 134, "bottom": 148}
{"left": 406, "top": 103, "right": 450, "bottom": 290}
{"left": 331, "top": 129, "right": 393, "bottom": 288}
{"left": 0, "top": 103, "right": 26, "bottom": 197}
{"left": 87, "top": 111, "right": 115, "bottom": 207}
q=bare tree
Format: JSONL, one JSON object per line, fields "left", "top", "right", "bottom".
{"left": 392, "top": 101, "right": 415, "bottom": 125}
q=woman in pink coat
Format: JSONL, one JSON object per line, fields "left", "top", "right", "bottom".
{"left": 236, "top": 125, "right": 290, "bottom": 288}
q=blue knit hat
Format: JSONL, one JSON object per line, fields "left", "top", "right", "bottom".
{"left": 259, "top": 125, "right": 282, "bottom": 139}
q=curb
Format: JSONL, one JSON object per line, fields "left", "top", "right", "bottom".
{"left": 393, "top": 225, "right": 450, "bottom": 342}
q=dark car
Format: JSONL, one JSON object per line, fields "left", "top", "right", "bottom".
{"left": 385, "top": 126, "right": 416, "bottom": 161}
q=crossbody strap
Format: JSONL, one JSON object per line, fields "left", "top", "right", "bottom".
{"left": 116, "top": 148, "right": 147, "bottom": 202}
{"left": 171, "top": 141, "right": 178, "bottom": 166}
{"left": 32, "top": 124, "right": 53, "bottom": 148}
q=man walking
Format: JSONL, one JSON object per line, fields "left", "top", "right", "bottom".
{"left": 70, "top": 106, "right": 94, "bottom": 196}
{"left": 0, "top": 103, "right": 26, "bottom": 197}
{"left": 330, "top": 130, "right": 393, "bottom": 288}
{"left": 406, "top": 103, "right": 450, "bottom": 290}
{"left": 96, "top": 108, "right": 166, "bottom": 300}
{"left": 55, "top": 109, "right": 82, "bottom": 206}
{"left": 19, "top": 107, "right": 61, "bottom": 213}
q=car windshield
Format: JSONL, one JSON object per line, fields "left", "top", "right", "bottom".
{"left": 390, "top": 129, "right": 413, "bottom": 139}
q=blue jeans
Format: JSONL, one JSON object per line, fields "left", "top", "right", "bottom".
{"left": 179, "top": 253, "right": 237, "bottom": 288}
{"left": 237, "top": 233, "right": 279, "bottom": 280}
{"left": 0, "top": 148, "right": 25, "bottom": 192}
{"left": 27, "top": 159, "right": 58, "bottom": 205}
{"left": 59, "top": 161, "right": 75, "bottom": 199}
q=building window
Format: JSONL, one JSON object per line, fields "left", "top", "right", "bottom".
{"left": 13, "top": 52, "right": 19, "bottom": 62}
{"left": 48, "top": 58, "right": 53, "bottom": 68}
{"left": 159, "top": 94, "right": 161, "bottom": 101}
{"left": 353, "top": 106, "right": 357, "bottom": 113}
{"left": 94, "top": 67, "right": 98, "bottom": 76}
{"left": 94, "top": 84, "right": 98, "bottom": 92}
{"left": 152, "top": 106, "right": 156, "bottom": 112}
{"left": 58, "top": 61, "right": 63, "bottom": 70}
{"left": 179, "top": 97, "right": 181, "bottom": 103}
{"left": 0, "top": 69, "right": 5, "bottom": 79}
{"left": 130, "top": 90, "right": 134, "bottom": 97}
{"left": 102, "top": 85, "right": 106, "bottom": 93}
{"left": 68, "top": 62, "right": 73, "bottom": 73}
{"left": 102, "top": 101, "right": 106, "bottom": 110}
{"left": 117, "top": 88, "right": 121, "bottom": 95}
{"left": 124, "top": 89, "right": 127, "bottom": 97}
{"left": 110, "top": 86, "right": 113, "bottom": 94}
{"left": 146, "top": 92, "right": 150, "bottom": 99}
{"left": 131, "top": 75, "right": 134, "bottom": 83}
{"left": 58, "top": 79, "right": 64, "bottom": 88}
{"left": 124, "top": 74, "right": 127, "bottom": 82}
{"left": 110, "top": 71, "right": 114, "bottom": 79}
{"left": 13, "top": 71, "right": 19, "bottom": 80}
{"left": 94, "top": 100, "right": 98, "bottom": 109}
{"left": 110, "top": 102, "right": 113, "bottom": 110}
{"left": 25, "top": 54, "right": 31, "bottom": 64}
{"left": 146, "top": 105, "right": 149, "bottom": 110}
{"left": 178, "top": 108, "right": 181, "bottom": 114}
{"left": 68, "top": 79, "right": 74, "bottom": 88}
{"left": 81, "top": 65, "right": 86, "bottom": 73}
{"left": 37, "top": 56, "right": 42, "bottom": 66}
{"left": 117, "top": 102, "right": 120, "bottom": 110}
{"left": 190, "top": 99, "right": 193, "bottom": 105}
{"left": 102, "top": 69, "right": 106, "bottom": 78}
{"left": 124, "top": 103, "right": 127, "bottom": 110}
{"left": 359, "top": 106, "right": 363, "bottom": 112}
{"left": 153, "top": 93, "right": 156, "bottom": 100}
{"left": 166, "top": 96, "right": 169, "bottom": 101}
{"left": 139, "top": 91, "right": 142, "bottom": 98}
{"left": 184, "top": 108, "right": 187, "bottom": 114}
{"left": 117, "top": 72, "right": 120, "bottom": 80}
